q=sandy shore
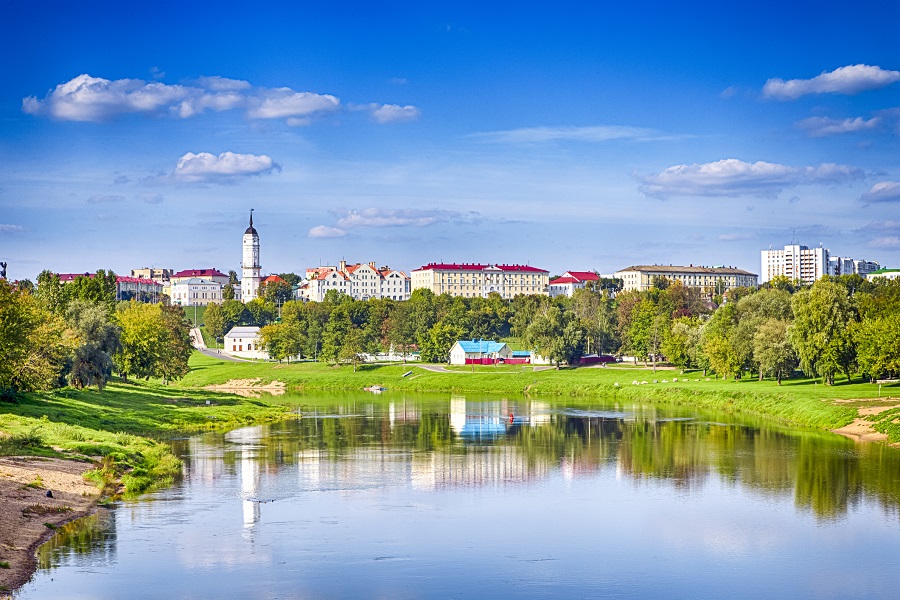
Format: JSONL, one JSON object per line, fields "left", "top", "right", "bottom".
{"left": 0, "top": 456, "right": 101, "bottom": 596}
{"left": 831, "top": 402, "right": 899, "bottom": 446}
{"left": 204, "top": 378, "right": 286, "bottom": 397}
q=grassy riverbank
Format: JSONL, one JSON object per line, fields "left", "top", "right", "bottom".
{"left": 180, "top": 352, "right": 900, "bottom": 433}
{"left": 0, "top": 379, "right": 299, "bottom": 496}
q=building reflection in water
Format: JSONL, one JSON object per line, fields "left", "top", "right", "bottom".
{"left": 223, "top": 426, "right": 264, "bottom": 530}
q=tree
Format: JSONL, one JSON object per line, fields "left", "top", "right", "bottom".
{"left": 114, "top": 302, "right": 192, "bottom": 383}
{"left": 339, "top": 327, "right": 367, "bottom": 371}
{"left": 753, "top": 318, "right": 797, "bottom": 384}
{"left": 35, "top": 270, "right": 69, "bottom": 315}
{"left": 525, "top": 306, "right": 584, "bottom": 367}
{"left": 855, "top": 314, "right": 900, "bottom": 382}
{"left": 0, "top": 281, "right": 75, "bottom": 395}
{"left": 791, "top": 280, "right": 857, "bottom": 385}
{"left": 419, "top": 321, "right": 463, "bottom": 363}
{"left": 246, "top": 298, "right": 276, "bottom": 326}
{"left": 662, "top": 317, "right": 695, "bottom": 373}
{"left": 66, "top": 300, "right": 121, "bottom": 390}
{"left": 258, "top": 322, "right": 304, "bottom": 362}
{"left": 261, "top": 279, "right": 293, "bottom": 306}
{"left": 204, "top": 303, "right": 227, "bottom": 343}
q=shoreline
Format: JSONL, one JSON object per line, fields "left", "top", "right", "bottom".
{"left": 830, "top": 404, "right": 899, "bottom": 446}
{"left": 0, "top": 456, "right": 101, "bottom": 597}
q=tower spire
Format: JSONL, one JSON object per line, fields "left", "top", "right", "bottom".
{"left": 250, "top": 208, "right": 254, "bottom": 228}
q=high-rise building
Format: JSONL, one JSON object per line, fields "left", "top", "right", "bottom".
{"left": 760, "top": 244, "right": 829, "bottom": 285}
{"left": 241, "top": 210, "right": 262, "bottom": 303}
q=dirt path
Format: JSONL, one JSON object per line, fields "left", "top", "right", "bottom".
{"left": 0, "top": 456, "right": 101, "bottom": 595}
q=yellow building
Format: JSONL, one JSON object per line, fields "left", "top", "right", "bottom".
{"left": 614, "top": 265, "right": 757, "bottom": 292}
{"left": 411, "top": 263, "right": 549, "bottom": 298}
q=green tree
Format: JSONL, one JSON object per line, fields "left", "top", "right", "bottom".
{"left": 246, "top": 298, "right": 276, "bottom": 326}
{"left": 0, "top": 281, "right": 75, "bottom": 394}
{"left": 790, "top": 280, "right": 857, "bottom": 385}
{"left": 35, "top": 270, "right": 69, "bottom": 315}
{"left": 114, "top": 302, "right": 191, "bottom": 383}
{"left": 855, "top": 314, "right": 900, "bottom": 382}
{"left": 753, "top": 318, "right": 797, "bottom": 384}
{"left": 258, "top": 321, "right": 304, "bottom": 362}
{"left": 419, "top": 321, "right": 463, "bottom": 363}
{"left": 66, "top": 300, "right": 121, "bottom": 390}
{"left": 203, "top": 303, "right": 227, "bottom": 342}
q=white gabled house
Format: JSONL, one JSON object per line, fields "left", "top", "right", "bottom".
{"left": 223, "top": 326, "right": 269, "bottom": 360}
{"left": 449, "top": 339, "right": 513, "bottom": 365}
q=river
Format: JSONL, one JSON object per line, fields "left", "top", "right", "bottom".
{"left": 16, "top": 393, "right": 900, "bottom": 599}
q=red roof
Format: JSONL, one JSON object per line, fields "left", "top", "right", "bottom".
{"left": 565, "top": 271, "right": 599, "bottom": 281}
{"left": 262, "top": 275, "right": 285, "bottom": 284}
{"left": 550, "top": 276, "right": 579, "bottom": 285}
{"left": 172, "top": 268, "right": 227, "bottom": 279}
{"left": 413, "top": 263, "right": 548, "bottom": 273}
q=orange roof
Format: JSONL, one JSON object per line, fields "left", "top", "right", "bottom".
{"left": 262, "top": 275, "right": 285, "bottom": 284}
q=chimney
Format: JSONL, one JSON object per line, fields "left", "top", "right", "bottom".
{"left": 369, "top": 261, "right": 376, "bottom": 269}
{"left": 339, "top": 260, "right": 346, "bottom": 272}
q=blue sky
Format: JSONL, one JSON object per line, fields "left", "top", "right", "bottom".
{"left": 2, "top": 1, "right": 899, "bottom": 281}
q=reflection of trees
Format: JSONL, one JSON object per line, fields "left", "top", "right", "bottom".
{"left": 37, "top": 511, "right": 115, "bottom": 570}
{"left": 173, "top": 399, "right": 900, "bottom": 522}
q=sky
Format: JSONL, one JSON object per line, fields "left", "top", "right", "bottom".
{"left": 1, "top": 1, "right": 899, "bottom": 281}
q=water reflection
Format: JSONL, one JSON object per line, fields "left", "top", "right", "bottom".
{"left": 172, "top": 396, "right": 900, "bottom": 522}
{"left": 36, "top": 510, "right": 115, "bottom": 571}
{"left": 21, "top": 394, "right": 900, "bottom": 600}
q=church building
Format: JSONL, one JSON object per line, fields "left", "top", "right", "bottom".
{"left": 241, "top": 210, "right": 262, "bottom": 303}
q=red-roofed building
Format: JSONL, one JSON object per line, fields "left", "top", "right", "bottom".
{"left": 411, "top": 263, "right": 549, "bottom": 298}
{"left": 548, "top": 270, "right": 599, "bottom": 297}
{"left": 170, "top": 269, "right": 229, "bottom": 286}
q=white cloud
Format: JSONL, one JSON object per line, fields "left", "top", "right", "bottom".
{"left": 23, "top": 74, "right": 340, "bottom": 123}
{"left": 332, "top": 208, "right": 478, "bottom": 228}
{"left": 870, "top": 236, "right": 900, "bottom": 249}
{"left": 308, "top": 225, "right": 347, "bottom": 238}
{"left": 370, "top": 103, "right": 420, "bottom": 124}
{"left": 796, "top": 116, "right": 881, "bottom": 137}
{"left": 763, "top": 64, "right": 900, "bottom": 100}
{"left": 860, "top": 181, "right": 900, "bottom": 204}
{"left": 638, "top": 158, "right": 865, "bottom": 199}
{"left": 172, "top": 152, "right": 280, "bottom": 183}
{"left": 87, "top": 194, "right": 126, "bottom": 204}
{"left": 0, "top": 224, "right": 24, "bottom": 233}
{"left": 246, "top": 89, "right": 339, "bottom": 119}
{"left": 718, "top": 232, "right": 754, "bottom": 241}
{"left": 471, "top": 125, "right": 668, "bottom": 144}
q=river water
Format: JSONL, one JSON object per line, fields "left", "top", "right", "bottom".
{"left": 16, "top": 394, "right": 900, "bottom": 599}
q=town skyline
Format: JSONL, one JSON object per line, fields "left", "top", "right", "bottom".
{"left": 2, "top": 2, "right": 898, "bottom": 280}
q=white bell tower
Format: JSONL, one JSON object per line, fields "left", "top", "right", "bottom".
{"left": 241, "top": 209, "right": 261, "bottom": 302}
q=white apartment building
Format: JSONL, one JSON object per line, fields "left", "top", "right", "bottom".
{"left": 411, "top": 263, "right": 549, "bottom": 298}
{"left": 547, "top": 271, "right": 599, "bottom": 298}
{"left": 614, "top": 265, "right": 758, "bottom": 292}
{"left": 760, "top": 244, "right": 829, "bottom": 285}
{"left": 170, "top": 277, "right": 223, "bottom": 306}
{"left": 300, "top": 261, "right": 411, "bottom": 302}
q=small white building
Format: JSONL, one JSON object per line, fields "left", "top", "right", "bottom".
{"left": 223, "top": 326, "right": 269, "bottom": 360}
{"left": 867, "top": 269, "right": 900, "bottom": 282}
{"left": 548, "top": 271, "right": 599, "bottom": 297}
{"left": 170, "top": 278, "right": 223, "bottom": 306}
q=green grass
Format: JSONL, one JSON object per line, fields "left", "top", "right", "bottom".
{"left": 0, "top": 377, "right": 300, "bottom": 496}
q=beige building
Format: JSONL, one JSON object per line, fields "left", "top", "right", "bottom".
{"left": 411, "top": 263, "right": 549, "bottom": 298}
{"left": 130, "top": 268, "right": 173, "bottom": 284}
{"left": 301, "top": 261, "right": 410, "bottom": 302}
{"left": 170, "top": 277, "right": 223, "bottom": 306}
{"left": 614, "top": 265, "right": 758, "bottom": 292}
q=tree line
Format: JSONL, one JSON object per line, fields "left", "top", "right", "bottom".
{"left": 209, "top": 273, "right": 900, "bottom": 384}
{"left": 0, "top": 271, "right": 193, "bottom": 399}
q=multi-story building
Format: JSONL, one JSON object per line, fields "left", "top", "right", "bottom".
{"left": 58, "top": 273, "right": 163, "bottom": 302}
{"left": 760, "top": 244, "right": 829, "bottom": 284}
{"left": 130, "top": 268, "right": 173, "bottom": 284}
{"left": 613, "top": 265, "right": 758, "bottom": 293}
{"left": 827, "top": 256, "right": 881, "bottom": 277}
{"left": 548, "top": 271, "right": 599, "bottom": 297}
{"left": 170, "top": 277, "right": 223, "bottom": 306}
{"left": 300, "top": 261, "right": 411, "bottom": 302}
{"left": 866, "top": 269, "right": 900, "bottom": 282}
{"left": 411, "top": 263, "right": 549, "bottom": 298}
